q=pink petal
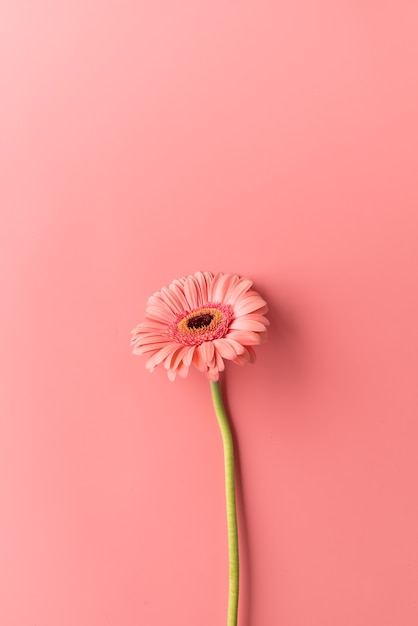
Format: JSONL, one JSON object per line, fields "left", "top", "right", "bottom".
{"left": 225, "top": 338, "right": 246, "bottom": 354}
{"left": 231, "top": 347, "right": 252, "bottom": 366}
{"left": 171, "top": 345, "right": 195, "bottom": 370}
{"left": 184, "top": 275, "right": 200, "bottom": 309}
{"left": 163, "top": 346, "right": 183, "bottom": 370}
{"left": 192, "top": 346, "right": 207, "bottom": 372}
{"left": 147, "top": 293, "right": 167, "bottom": 308}
{"left": 227, "top": 330, "right": 263, "bottom": 345}
{"left": 193, "top": 271, "right": 211, "bottom": 303}
{"left": 133, "top": 341, "right": 169, "bottom": 355}
{"left": 145, "top": 305, "right": 173, "bottom": 323}
{"left": 145, "top": 344, "right": 178, "bottom": 370}
{"left": 131, "top": 334, "right": 166, "bottom": 346}
{"left": 237, "top": 312, "right": 270, "bottom": 325}
{"left": 134, "top": 320, "right": 168, "bottom": 332}
{"left": 215, "top": 349, "right": 225, "bottom": 372}
{"left": 213, "top": 338, "right": 244, "bottom": 360}
{"left": 233, "top": 295, "right": 267, "bottom": 316}
{"left": 199, "top": 341, "right": 215, "bottom": 367}
{"left": 224, "top": 277, "right": 253, "bottom": 305}
{"left": 229, "top": 318, "right": 267, "bottom": 332}
{"left": 183, "top": 346, "right": 195, "bottom": 367}
{"left": 167, "top": 368, "right": 177, "bottom": 381}
{"left": 177, "top": 362, "right": 190, "bottom": 378}
{"left": 170, "top": 347, "right": 187, "bottom": 370}
{"left": 169, "top": 280, "right": 190, "bottom": 311}
{"left": 210, "top": 273, "right": 239, "bottom": 302}
{"left": 160, "top": 286, "right": 184, "bottom": 314}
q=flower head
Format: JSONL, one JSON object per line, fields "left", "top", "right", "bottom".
{"left": 131, "top": 271, "right": 269, "bottom": 381}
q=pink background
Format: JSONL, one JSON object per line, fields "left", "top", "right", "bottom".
{"left": 1, "top": 2, "right": 418, "bottom": 625}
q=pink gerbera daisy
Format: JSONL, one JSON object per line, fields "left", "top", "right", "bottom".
{"left": 131, "top": 271, "right": 269, "bottom": 381}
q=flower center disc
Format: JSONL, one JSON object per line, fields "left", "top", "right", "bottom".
{"left": 187, "top": 313, "right": 214, "bottom": 329}
{"left": 169, "top": 303, "right": 234, "bottom": 346}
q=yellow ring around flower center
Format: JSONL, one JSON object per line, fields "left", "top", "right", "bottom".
{"left": 178, "top": 307, "right": 224, "bottom": 334}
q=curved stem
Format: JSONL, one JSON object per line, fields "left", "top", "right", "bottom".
{"left": 210, "top": 380, "right": 239, "bottom": 626}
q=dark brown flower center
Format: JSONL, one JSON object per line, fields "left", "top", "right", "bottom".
{"left": 169, "top": 303, "right": 234, "bottom": 346}
{"left": 187, "top": 313, "right": 214, "bottom": 329}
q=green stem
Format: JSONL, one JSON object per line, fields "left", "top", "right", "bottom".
{"left": 210, "top": 380, "right": 239, "bottom": 626}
